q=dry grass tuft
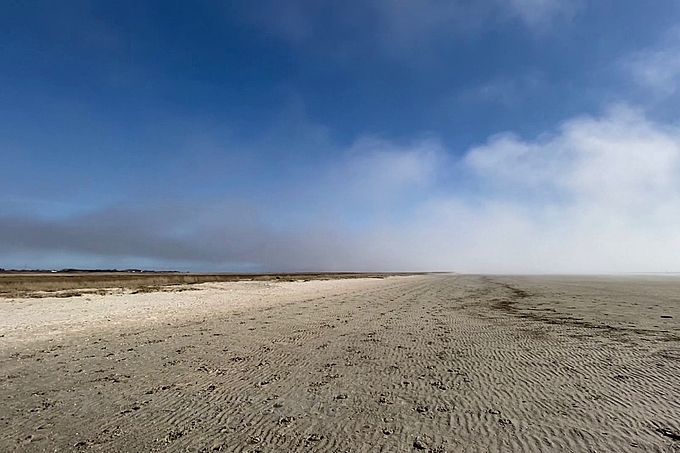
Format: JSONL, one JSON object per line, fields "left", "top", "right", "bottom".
{"left": 0, "top": 272, "right": 415, "bottom": 299}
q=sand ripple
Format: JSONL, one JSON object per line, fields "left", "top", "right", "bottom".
{"left": 1, "top": 275, "right": 678, "bottom": 452}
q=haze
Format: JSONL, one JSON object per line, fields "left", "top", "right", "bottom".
{"left": 2, "top": 1, "right": 680, "bottom": 273}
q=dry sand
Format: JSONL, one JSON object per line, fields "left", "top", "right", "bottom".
{"left": 0, "top": 274, "right": 678, "bottom": 452}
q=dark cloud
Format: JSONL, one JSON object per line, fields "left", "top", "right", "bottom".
{"left": 0, "top": 202, "right": 364, "bottom": 271}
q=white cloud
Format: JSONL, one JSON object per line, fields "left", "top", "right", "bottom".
{"left": 338, "top": 104, "right": 680, "bottom": 273}
{"left": 505, "top": 0, "right": 582, "bottom": 28}
{"left": 372, "top": 0, "right": 488, "bottom": 51}
{"left": 343, "top": 136, "right": 444, "bottom": 199}
{"left": 375, "top": 0, "right": 581, "bottom": 42}
{"left": 625, "top": 27, "right": 680, "bottom": 96}
{"left": 466, "top": 105, "right": 680, "bottom": 210}
{"left": 238, "top": 0, "right": 582, "bottom": 58}
{"left": 4, "top": 105, "right": 680, "bottom": 274}
{"left": 374, "top": 0, "right": 583, "bottom": 53}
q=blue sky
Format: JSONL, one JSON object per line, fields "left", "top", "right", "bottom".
{"left": 2, "top": 1, "right": 680, "bottom": 272}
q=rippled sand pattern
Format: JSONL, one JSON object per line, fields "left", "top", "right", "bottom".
{"left": 1, "top": 275, "right": 679, "bottom": 452}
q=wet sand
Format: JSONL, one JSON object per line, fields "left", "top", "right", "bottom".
{"left": 1, "top": 274, "right": 678, "bottom": 452}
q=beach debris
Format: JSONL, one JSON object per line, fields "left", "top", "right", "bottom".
{"left": 656, "top": 427, "right": 680, "bottom": 441}
{"left": 278, "top": 416, "right": 295, "bottom": 425}
{"left": 378, "top": 393, "right": 393, "bottom": 404}
{"left": 164, "top": 429, "right": 183, "bottom": 442}
{"left": 413, "top": 437, "right": 428, "bottom": 450}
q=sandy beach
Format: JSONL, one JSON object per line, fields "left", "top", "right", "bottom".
{"left": 1, "top": 274, "right": 678, "bottom": 452}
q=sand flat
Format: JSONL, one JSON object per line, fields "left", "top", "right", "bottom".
{"left": 0, "top": 277, "right": 403, "bottom": 347}
{"left": 0, "top": 275, "right": 679, "bottom": 452}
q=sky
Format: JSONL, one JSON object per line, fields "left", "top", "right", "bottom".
{"left": 2, "top": 1, "right": 680, "bottom": 273}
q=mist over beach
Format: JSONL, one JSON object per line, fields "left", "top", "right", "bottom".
{"left": 2, "top": 2, "right": 680, "bottom": 274}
